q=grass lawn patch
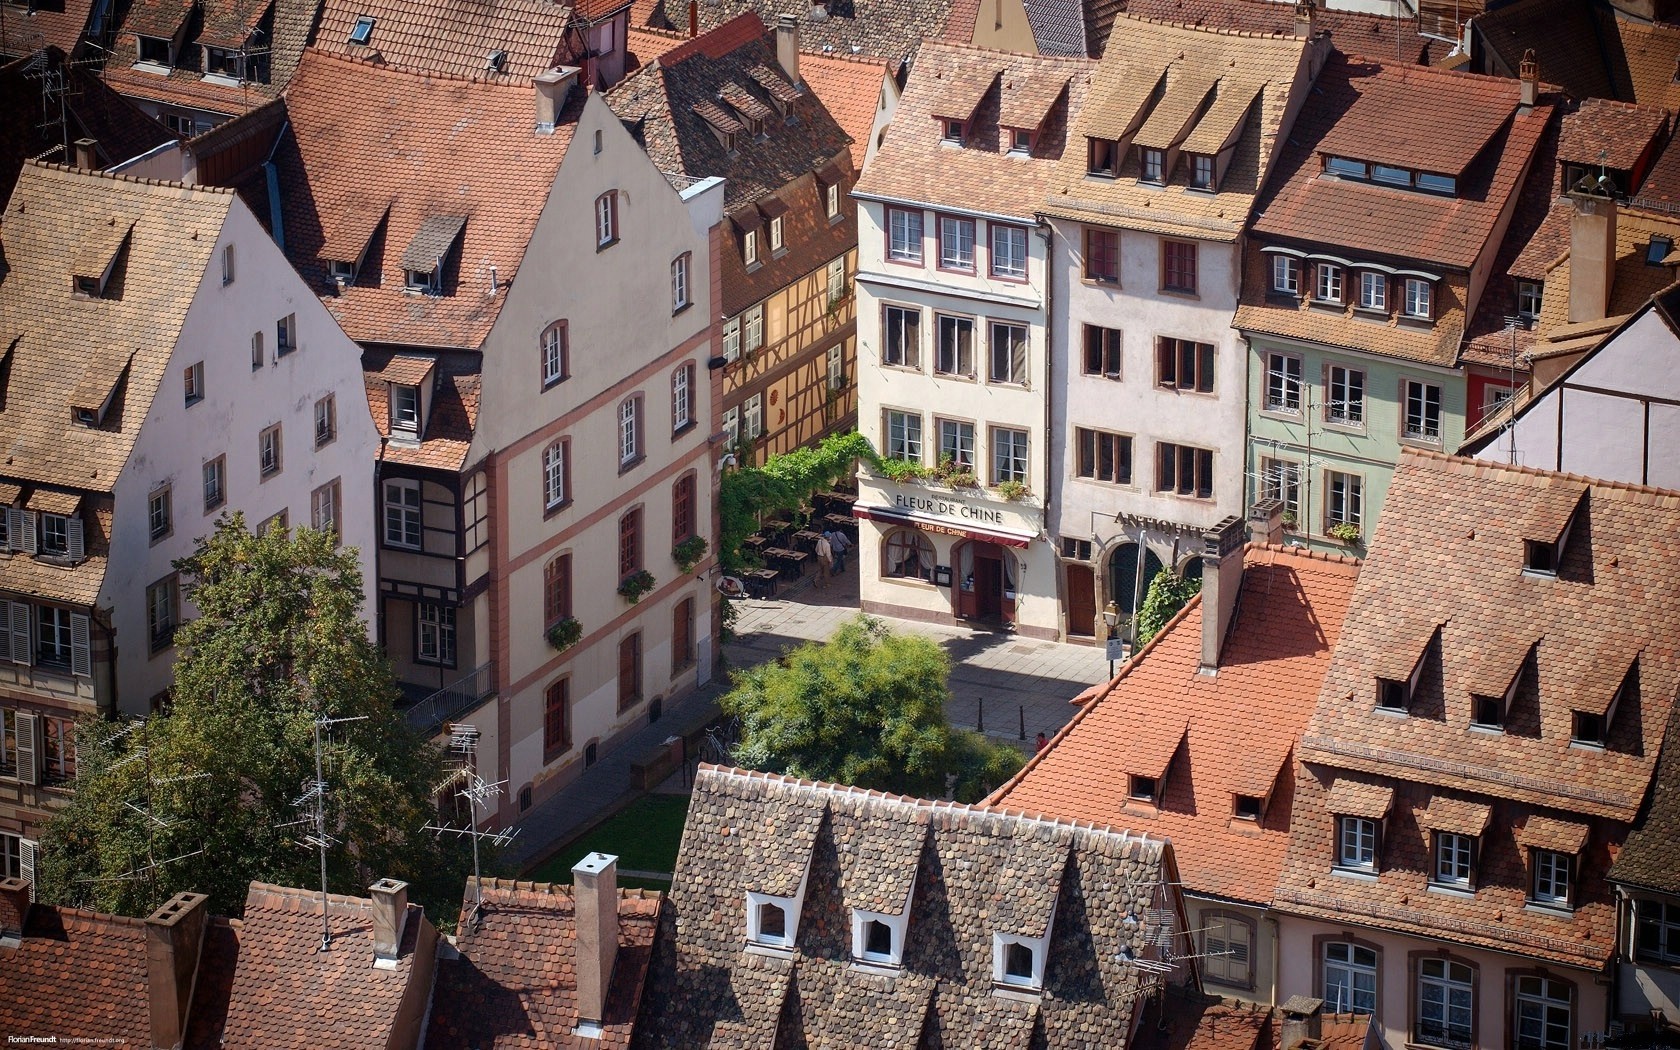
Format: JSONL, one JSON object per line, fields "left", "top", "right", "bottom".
{"left": 523, "top": 793, "right": 690, "bottom": 889}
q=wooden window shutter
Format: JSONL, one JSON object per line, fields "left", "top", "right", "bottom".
{"left": 14, "top": 712, "right": 38, "bottom": 785}
{"left": 19, "top": 839, "right": 35, "bottom": 897}
{"left": 66, "top": 517, "right": 84, "bottom": 561}
{"left": 70, "top": 613, "right": 91, "bottom": 677}
{"left": 4, "top": 508, "right": 23, "bottom": 552}
{"left": 16, "top": 509, "right": 36, "bottom": 554}
{"left": 8, "top": 602, "right": 29, "bottom": 666}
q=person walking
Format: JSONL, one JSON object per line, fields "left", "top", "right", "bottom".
{"left": 814, "top": 531, "right": 833, "bottom": 588}
{"left": 826, "top": 528, "right": 850, "bottom": 574}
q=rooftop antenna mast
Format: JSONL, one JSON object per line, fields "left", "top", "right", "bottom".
{"left": 423, "top": 723, "right": 518, "bottom": 930}
{"left": 78, "top": 719, "right": 207, "bottom": 889}
{"left": 278, "top": 712, "right": 367, "bottom": 951}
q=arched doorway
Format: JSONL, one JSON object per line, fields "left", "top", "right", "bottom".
{"left": 954, "top": 540, "right": 1016, "bottom": 625}
{"left": 1108, "top": 543, "right": 1164, "bottom": 618}
{"left": 1179, "top": 556, "right": 1204, "bottom": 585}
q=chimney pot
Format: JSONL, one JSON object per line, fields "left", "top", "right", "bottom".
{"left": 1294, "top": 0, "right": 1316, "bottom": 38}
{"left": 146, "top": 891, "right": 208, "bottom": 1050}
{"left": 777, "top": 14, "right": 801, "bottom": 86}
{"left": 1519, "top": 49, "right": 1539, "bottom": 108}
{"left": 534, "top": 67, "right": 579, "bottom": 134}
{"left": 687, "top": 0, "right": 698, "bottom": 37}
{"left": 369, "top": 878, "right": 409, "bottom": 967}
{"left": 1281, "top": 995, "right": 1326, "bottom": 1050}
{"left": 1248, "top": 498, "right": 1284, "bottom": 547}
{"left": 572, "top": 852, "right": 620, "bottom": 1036}
{"left": 74, "top": 137, "right": 98, "bottom": 169}
{"left": 1198, "top": 516, "right": 1246, "bottom": 674}
{"left": 0, "top": 876, "right": 31, "bottom": 945}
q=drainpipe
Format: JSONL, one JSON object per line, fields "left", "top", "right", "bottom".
{"left": 1268, "top": 914, "right": 1281, "bottom": 1006}
{"left": 1035, "top": 219, "right": 1057, "bottom": 636}
{"left": 261, "top": 120, "right": 290, "bottom": 254}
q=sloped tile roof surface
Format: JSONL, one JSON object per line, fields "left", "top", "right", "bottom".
{"left": 854, "top": 39, "right": 1092, "bottom": 221}
{"left": 991, "top": 547, "right": 1360, "bottom": 906}
{"left": 0, "top": 903, "right": 152, "bottom": 1043}
{"left": 1022, "top": 0, "right": 1086, "bottom": 56}
{"left": 0, "top": 0, "right": 96, "bottom": 58}
{"left": 426, "top": 878, "right": 661, "bottom": 1049}
{"left": 1474, "top": 0, "right": 1680, "bottom": 111}
{"left": 103, "top": 0, "right": 319, "bottom": 118}
{"left": 312, "top": 0, "right": 572, "bottom": 79}
{"left": 638, "top": 765, "right": 1184, "bottom": 1049}
{"left": 216, "top": 882, "right": 427, "bottom": 1049}
{"left": 1125, "top": 0, "right": 1438, "bottom": 64}
{"left": 797, "top": 49, "right": 891, "bottom": 151}
{"left": 632, "top": 0, "right": 969, "bottom": 67}
{"left": 258, "top": 48, "right": 574, "bottom": 350}
{"left": 199, "top": 0, "right": 272, "bottom": 48}
{"left": 1040, "top": 16, "right": 1309, "bottom": 242}
{"left": 1611, "top": 702, "right": 1680, "bottom": 895}
{"left": 1298, "top": 452, "right": 1680, "bottom": 824}
{"left": 1557, "top": 97, "right": 1668, "bottom": 175}
{"left": 0, "top": 163, "right": 227, "bottom": 490}
{"left": 362, "top": 350, "right": 480, "bottom": 470}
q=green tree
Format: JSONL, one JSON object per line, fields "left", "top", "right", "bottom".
{"left": 718, "top": 430, "right": 877, "bottom": 569}
{"left": 1134, "top": 567, "right": 1202, "bottom": 648}
{"left": 722, "top": 616, "right": 1023, "bottom": 802}
{"left": 36, "top": 514, "right": 471, "bottom": 923}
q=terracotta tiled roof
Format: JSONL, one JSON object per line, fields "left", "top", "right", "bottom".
{"left": 853, "top": 39, "right": 1092, "bottom": 221}
{"left": 1611, "top": 701, "right": 1680, "bottom": 895}
{"left": 1040, "top": 16, "right": 1312, "bottom": 242}
{"left": 633, "top": 0, "right": 970, "bottom": 68}
{"left": 260, "top": 48, "right": 575, "bottom": 351}
{"left": 363, "top": 350, "right": 479, "bottom": 471}
{"left": 1557, "top": 97, "right": 1669, "bottom": 175}
{"left": 1297, "top": 451, "right": 1680, "bottom": 823}
{"left": 0, "top": 0, "right": 96, "bottom": 58}
{"left": 990, "top": 546, "right": 1361, "bottom": 906}
{"left": 123, "top": 0, "right": 194, "bottom": 39}
{"left": 1474, "top": 0, "right": 1680, "bottom": 110}
{"left": 1510, "top": 198, "right": 1680, "bottom": 349}
{"left": 1250, "top": 53, "right": 1550, "bottom": 272}
{"left": 1133, "top": 988, "right": 1374, "bottom": 1050}
{"left": 216, "top": 881, "right": 435, "bottom": 1050}
{"left": 199, "top": 0, "right": 271, "bottom": 48}
{"left": 639, "top": 765, "right": 1186, "bottom": 1049}
{"left": 103, "top": 0, "right": 321, "bottom": 118}
{"left": 798, "top": 49, "right": 892, "bottom": 152}
{"left": 312, "top": 0, "right": 572, "bottom": 79}
{"left": 1124, "top": 0, "right": 1438, "bottom": 64}
{"left": 0, "top": 163, "right": 228, "bottom": 491}
{"left": 427, "top": 878, "right": 660, "bottom": 1049}
{"left": 0, "top": 902, "right": 152, "bottom": 1044}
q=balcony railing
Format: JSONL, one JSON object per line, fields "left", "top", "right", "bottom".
{"left": 402, "top": 663, "right": 495, "bottom": 738}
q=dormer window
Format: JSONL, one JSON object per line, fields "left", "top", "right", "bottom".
{"left": 1531, "top": 850, "right": 1572, "bottom": 907}
{"left": 74, "top": 275, "right": 100, "bottom": 298}
{"left": 1517, "top": 817, "right": 1585, "bottom": 910}
{"left": 1517, "top": 280, "right": 1543, "bottom": 319}
{"left": 1234, "top": 794, "right": 1263, "bottom": 820}
{"left": 1007, "top": 128, "right": 1032, "bottom": 154}
{"left": 1337, "top": 816, "right": 1378, "bottom": 871}
{"left": 204, "top": 47, "right": 243, "bottom": 79}
{"left": 137, "top": 36, "right": 173, "bottom": 66}
{"left": 1326, "top": 156, "right": 1366, "bottom": 179}
{"left": 1403, "top": 278, "right": 1433, "bottom": 319}
{"left": 1189, "top": 154, "right": 1214, "bottom": 190}
{"left": 1088, "top": 138, "right": 1118, "bottom": 177}
{"left": 746, "top": 892, "right": 800, "bottom": 949}
{"left": 349, "top": 15, "right": 374, "bottom": 44}
{"left": 73, "top": 408, "right": 96, "bottom": 427}
{"left": 1004, "top": 942, "right": 1033, "bottom": 979}
{"left": 746, "top": 115, "right": 765, "bottom": 138}
{"left": 1372, "top": 164, "right": 1409, "bottom": 187}
{"left": 1377, "top": 678, "right": 1407, "bottom": 711}
{"left": 864, "top": 919, "right": 892, "bottom": 957}
{"left": 1128, "top": 774, "right": 1157, "bottom": 803}
{"left": 1523, "top": 539, "right": 1557, "bottom": 575}
{"left": 1570, "top": 710, "right": 1604, "bottom": 747}
{"left": 405, "top": 269, "right": 436, "bottom": 293}
{"left": 1417, "top": 173, "right": 1455, "bottom": 194}
{"left": 1140, "top": 148, "right": 1165, "bottom": 184}
{"left": 391, "top": 384, "right": 420, "bottom": 435}
{"left": 942, "top": 118, "right": 965, "bottom": 145}
{"left": 1471, "top": 694, "right": 1503, "bottom": 730}
{"left": 328, "top": 259, "right": 356, "bottom": 283}
{"left": 850, "top": 885, "right": 913, "bottom": 969}
{"left": 1315, "top": 263, "right": 1344, "bottom": 304}
{"left": 1647, "top": 236, "right": 1673, "bottom": 266}
{"left": 486, "top": 50, "right": 507, "bottom": 74}
{"left": 743, "top": 229, "right": 759, "bottom": 267}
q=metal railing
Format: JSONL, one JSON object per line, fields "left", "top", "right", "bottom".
{"left": 403, "top": 663, "right": 495, "bottom": 738}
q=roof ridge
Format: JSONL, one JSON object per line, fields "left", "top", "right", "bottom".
{"left": 915, "top": 35, "right": 1093, "bottom": 66}
{"left": 697, "top": 764, "right": 1172, "bottom": 848}
{"left": 297, "top": 45, "right": 560, "bottom": 90}
{"left": 45, "top": 904, "right": 150, "bottom": 929}
{"left": 24, "top": 158, "right": 237, "bottom": 196}
{"left": 1115, "top": 9, "right": 1311, "bottom": 41}
{"left": 1337, "top": 50, "right": 1523, "bottom": 95}
{"left": 656, "top": 11, "right": 766, "bottom": 67}
{"left": 247, "top": 880, "right": 372, "bottom": 909}
{"left": 799, "top": 46, "right": 893, "bottom": 68}
{"left": 1404, "top": 449, "right": 1680, "bottom": 503}
{"left": 1249, "top": 541, "right": 1363, "bottom": 568}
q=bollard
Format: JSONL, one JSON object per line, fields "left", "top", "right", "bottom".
{"left": 977, "top": 696, "right": 984, "bottom": 733}
{"left": 1018, "top": 705, "right": 1026, "bottom": 741}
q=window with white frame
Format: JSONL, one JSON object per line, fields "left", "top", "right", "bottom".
{"left": 744, "top": 229, "right": 759, "bottom": 267}
{"left": 938, "top": 418, "right": 974, "bottom": 471}
{"left": 769, "top": 216, "right": 784, "bottom": 253}
{"left": 148, "top": 486, "right": 172, "bottom": 542}
{"left": 827, "top": 344, "right": 844, "bottom": 391}
{"left": 851, "top": 891, "right": 913, "bottom": 969}
{"left": 1323, "top": 942, "right": 1377, "bottom": 1015}
{"left": 619, "top": 397, "right": 641, "bottom": 465}
{"left": 1271, "top": 255, "right": 1299, "bottom": 294}
{"left": 1266, "top": 353, "right": 1302, "bottom": 413}
{"left": 36, "top": 605, "right": 72, "bottom": 667}
{"left": 0, "top": 713, "right": 14, "bottom": 775}
{"left": 935, "top": 314, "right": 974, "bottom": 376}
{"left": 1514, "top": 976, "right": 1570, "bottom": 1050}
{"left": 1327, "top": 471, "right": 1363, "bottom": 532}
{"left": 1140, "top": 147, "right": 1164, "bottom": 183}
{"left": 543, "top": 440, "right": 568, "bottom": 509}
{"left": 383, "top": 479, "right": 422, "bottom": 550}
{"left": 1403, "top": 379, "right": 1442, "bottom": 442}
{"left": 184, "top": 361, "right": 204, "bottom": 405}
{"left": 391, "top": 384, "right": 420, "bottom": 436}
{"left": 888, "top": 207, "right": 923, "bottom": 263}
{"left": 1190, "top": 153, "right": 1214, "bottom": 189}
{"left": 1260, "top": 458, "right": 1300, "bottom": 523}
{"left": 723, "top": 317, "right": 742, "bottom": 362}
{"left": 671, "top": 253, "right": 691, "bottom": 311}
{"left": 1636, "top": 899, "right": 1680, "bottom": 964}
{"left": 885, "top": 410, "right": 921, "bottom": 462}
{"left": 1315, "top": 262, "right": 1344, "bottom": 303}
{"left": 203, "top": 456, "right": 225, "bottom": 512}
{"left": 882, "top": 304, "right": 920, "bottom": 368}
{"left": 417, "top": 603, "right": 456, "bottom": 666}
{"left": 749, "top": 896, "right": 794, "bottom": 948}
{"left": 0, "top": 831, "right": 22, "bottom": 880}
{"left": 989, "top": 322, "right": 1027, "bottom": 385}
{"left": 311, "top": 479, "right": 340, "bottom": 539}
{"left": 672, "top": 364, "right": 692, "bottom": 432}
{"left": 1358, "top": 271, "right": 1387, "bottom": 311}
{"left": 1415, "top": 958, "right": 1473, "bottom": 1049}
{"left": 993, "top": 920, "right": 1054, "bottom": 991}
{"left": 744, "top": 304, "right": 764, "bottom": 354}
{"left": 314, "top": 395, "right": 337, "bottom": 447}
{"left": 1337, "top": 815, "right": 1377, "bottom": 870}
{"left": 147, "top": 576, "right": 177, "bottom": 653}
{"left": 1326, "top": 366, "right": 1365, "bottom": 426}
{"left": 1433, "top": 832, "right": 1474, "bottom": 887}
{"left": 827, "top": 258, "right": 846, "bottom": 303}
{"left": 221, "top": 244, "right": 235, "bottom": 285}
{"left": 595, "top": 191, "right": 617, "bottom": 247}
{"left": 541, "top": 321, "right": 568, "bottom": 387}
{"left": 990, "top": 223, "right": 1027, "bottom": 279}
{"left": 251, "top": 331, "right": 264, "bottom": 370}
{"left": 723, "top": 405, "right": 740, "bottom": 446}
{"left": 938, "top": 215, "right": 975, "bottom": 271}
{"left": 1530, "top": 849, "right": 1571, "bottom": 907}
{"left": 826, "top": 181, "right": 841, "bottom": 219}
{"left": 1404, "top": 278, "right": 1434, "bottom": 319}
{"left": 991, "top": 427, "right": 1028, "bottom": 486}
{"left": 744, "top": 393, "right": 764, "bottom": 440}
{"left": 259, "top": 424, "right": 282, "bottom": 477}
{"left": 1517, "top": 280, "right": 1543, "bottom": 319}
{"left": 40, "top": 513, "right": 71, "bottom": 557}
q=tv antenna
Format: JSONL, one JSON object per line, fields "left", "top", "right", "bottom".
{"left": 276, "top": 713, "right": 368, "bottom": 951}
{"left": 422, "top": 724, "right": 519, "bottom": 930}
{"left": 77, "top": 719, "right": 207, "bottom": 888}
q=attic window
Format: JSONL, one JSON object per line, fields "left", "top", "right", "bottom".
{"left": 1646, "top": 236, "right": 1673, "bottom": 266}
{"left": 486, "top": 50, "right": 507, "bottom": 74}
{"left": 328, "top": 259, "right": 356, "bottom": 284}
{"left": 1189, "top": 154, "right": 1214, "bottom": 190}
{"left": 1325, "top": 156, "right": 1366, "bottom": 179}
{"left": 73, "top": 408, "right": 97, "bottom": 427}
{"left": 850, "top": 886, "right": 913, "bottom": 969}
{"left": 404, "top": 268, "right": 436, "bottom": 293}
{"left": 1571, "top": 710, "right": 1605, "bottom": 748}
{"left": 1139, "top": 148, "right": 1165, "bottom": 184}
{"left": 1128, "top": 774, "right": 1157, "bottom": 802}
{"left": 942, "top": 119, "right": 965, "bottom": 145}
{"left": 1088, "top": 138, "right": 1118, "bottom": 177}
{"left": 391, "top": 384, "right": 420, "bottom": 435}
{"left": 864, "top": 919, "right": 892, "bottom": 957}
{"left": 1007, "top": 128, "right": 1032, "bottom": 155}
{"left": 72, "top": 275, "right": 101, "bottom": 298}
{"left": 204, "top": 47, "right": 243, "bottom": 79}
{"left": 1471, "top": 695, "right": 1503, "bottom": 730}
{"left": 1377, "top": 678, "right": 1408, "bottom": 711}
{"left": 1004, "top": 942, "right": 1034, "bottom": 980}
{"left": 1523, "top": 539, "right": 1557, "bottom": 576}
{"left": 137, "top": 36, "right": 172, "bottom": 66}
{"left": 758, "top": 901, "right": 787, "bottom": 940}
{"left": 1234, "top": 795, "right": 1263, "bottom": 820}
{"left": 349, "top": 15, "right": 374, "bottom": 44}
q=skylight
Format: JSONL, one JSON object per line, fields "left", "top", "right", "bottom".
{"left": 349, "top": 15, "right": 374, "bottom": 45}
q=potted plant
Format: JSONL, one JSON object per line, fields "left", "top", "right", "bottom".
{"left": 1327, "top": 521, "right": 1362, "bottom": 544}
{"left": 618, "top": 569, "right": 656, "bottom": 603}
{"left": 545, "top": 617, "right": 582, "bottom": 652}
{"left": 995, "top": 479, "right": 1029, "bottom": 502}
{"left": 673, "top": 534, "right": 708, "bottom": 573}
{"left": 1281, "top": 510, "right": 1298, "bottom": 532}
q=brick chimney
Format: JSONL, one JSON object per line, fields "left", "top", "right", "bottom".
{"left": 1567, "top": 190, "right": 1617, "bottom": 324}
{"left": 534, "top": 67, "right": 580, "bottom": 134}
{"left": 1281, "top": 995, "right": 1326, "bottom": 1050}
{"left": 369, "top": 878, "right": 409, "bottom": 968}
{"left": 73, "top": 137, "right": 98, "bottom": 169}
{"left": 1519, "top": 49, "right": 1539, "bottom": 110}
{"left": 0, "top": 876, "right": 31, "bottom": 946}
{"left": 1247, "top": 498, "right": 1284, "bottom": 547}
{"left": 572, "top": 853, "right": 620, "bottom": 1037}
{"left": 1294, "top": 0, "right": 1316, "bottom": 38}
{"left": 145, "top": 891, "right": 208, "bottom": 1050}
{"left": 687, "top": 0, "right": 697, "bottom": 37}
{"left": 777, "top": 14, "right": 801, "bottom": 87}
{"left": 1198, "top": 516, "right": 1246, "bottom": 675}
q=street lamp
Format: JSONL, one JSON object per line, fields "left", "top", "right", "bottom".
{"left": 1102, "top": 601, "right": 1123, "bottom": 677}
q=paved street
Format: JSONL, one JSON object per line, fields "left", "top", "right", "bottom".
{"left": 506, "top": 557, "right": 1110, "bottom": 872}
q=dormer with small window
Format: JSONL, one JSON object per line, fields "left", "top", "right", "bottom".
{"left": 1326, "top": 778, "right": 1393, "bottom": 876}
{"left": 400, "top": 214, "right": 466, "bottom": 297}
{"left": 348, "top": 14, "right": 375, "bottom": 45}
{"left": 71, "top": 221, "right": 133, "bottom": 300}
{"left": 745, "top": 851, "right": 811, "bottom": 955}
{"left": 1322, "top": 154, "right": 1459, "bottom": 196}
{"left": 1466, "top": 640, "right": 1532, "bottom": 733}
{"left": 719, "top": 82, "right": 773, "bottom": 141}
{"left": 1233, "top": 794, "right": 1264, "bottom": 821}
{"left": 136, "top": 35, "right": 176, "bottom": 68}
{"left": 989, "top": 834, "right": 1068, "bottom": 997}
{"left": 1088, "top": 137, "right": 1119, "bottom": 177}
{"left": 383, "top": 356, "right": 434, "bottom": 445}
{"left": 1520, "top": 483, "right": 1586, "bottom": 578}
{"left": 1420, "top": 795, "right": 1489, "bottom": 892}
{"left": 1516, "top": 815, "right": 1586, "bottom": 912}
{"left": 694, "top": 98, "right": 745, "bottom": 153}
{"left": 747, "top": 63, "right": 802, "bottom": 122}
{"left": 1372, "top": 621, "right": 1437, "bottom": 715}
{"left": 850, "top": 882, "right": 913, "bottom": 970}
{"left": 940, "top": 117, "right": 966, "bottom": 145}
{"left": 67, "top": 353, "right": 131, "bottom": 431}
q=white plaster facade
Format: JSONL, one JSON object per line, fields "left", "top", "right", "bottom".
{"left": 467, "top": 93, "right": 725, "bottom": 823}
{"left": 852, "top": 198, "right": 1060, "bottom": 640}
{"left": 1047, "top": 220, "right": 1247, "bottom": 638}
{"left": 104, "top": 196, "right": 380, "bottom": 712}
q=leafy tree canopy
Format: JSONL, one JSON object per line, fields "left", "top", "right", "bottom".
{"left": 37, "top": 515, "right": 471, "bottom": 923}
{"left": 719, "top": 430, "right": 877, "bottom": 569}
{"left": 1134, "top": 567, "right": 1202, "bottom": 649}
{"left": 722, "top": 616, "right": 1023, "bottom": 802}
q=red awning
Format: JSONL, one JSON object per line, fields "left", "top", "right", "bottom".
{"left": 853, "top": 504, "right": 1033, "bottom": 549}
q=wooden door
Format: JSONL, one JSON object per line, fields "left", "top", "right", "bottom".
{"left": 1065, "top": 564, "right": 1095, "bottom": 637}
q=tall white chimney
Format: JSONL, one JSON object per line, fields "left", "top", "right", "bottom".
{"left": 573, "top": 853, "right": 620, "bottom": 1038}
{"left": 1198, "top": 516, "right": 1246, "bottom": 675}
{"left": 1567, "top": 191, "right": 1618, "bottom": 324}
{"left": 777, "top": 14, "right": 801, "bottom": 87}
{"left": 368, "top": 878, "right": 409, "bottom": 969}
{"left": 1518, "top": 49, "right": 1539, "bottom": 110}
{"left": 535, "top": 67, "right": 580, "bottom": 134}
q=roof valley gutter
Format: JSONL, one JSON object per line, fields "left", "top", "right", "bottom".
{"left": 262, "top": 120, "right": 290, "bottom": 254}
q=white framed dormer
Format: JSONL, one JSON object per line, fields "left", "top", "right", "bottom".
{"left": 992, "top": 891, "right": 1059, "bottom": 995}
{"left": 745, "top": 852, "right": 811, "bottom": 956}
{"left": 849, "top": 874, "right": 915, "bottom": 972}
